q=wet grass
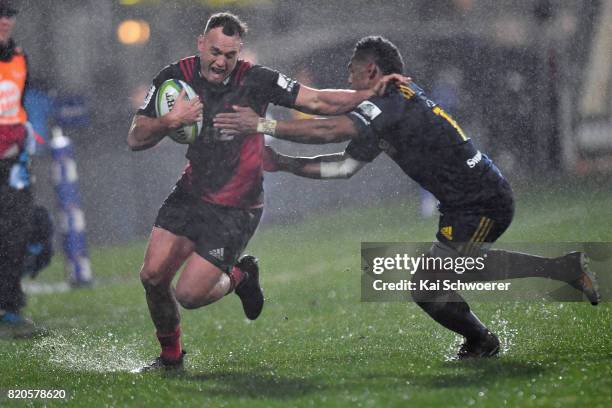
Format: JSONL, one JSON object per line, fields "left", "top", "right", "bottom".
{"left": 1, "top": 179, "right": 611, "bottom": 407}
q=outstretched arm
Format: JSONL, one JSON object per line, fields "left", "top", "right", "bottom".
{"left": 293, "top": 74, "right": 409, "bottom": 115}
{"left": 214, "top": 106, "right": 359, "bottom": 144}
{"left": 264, "top": 145, "right": 366, "bottom": 179}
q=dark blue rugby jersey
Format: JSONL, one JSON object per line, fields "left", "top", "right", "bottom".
{"left": 138, "top": 57, "right": 300, "bottom": 208}
{"left": 345, "top": 82, "right": 509, "bottom": 211}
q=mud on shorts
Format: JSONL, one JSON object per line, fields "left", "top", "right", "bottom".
{"left": 154, "top": 185, "right": 263, "bottom": 273}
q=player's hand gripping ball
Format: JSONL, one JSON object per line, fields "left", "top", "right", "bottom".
{"left": 155, "top": 79, "right": 203, "bottom": 144}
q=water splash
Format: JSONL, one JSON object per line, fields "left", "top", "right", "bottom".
{"left": 31, "top": 329, "right": 146, "bottom": 373}
{"left": 443, "top": 309, "right": 518, "bottom": 360}
{"left": 489, "top": 309, "right": 518, "bottom": 355}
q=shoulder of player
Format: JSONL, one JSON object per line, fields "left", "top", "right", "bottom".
{"left": 170, "top": 55, "right": 199, "bottom": 80}
{"left": 242, "top": 63, "right": 299, "bottom": 84}
{"left": 236, "top": 63, "right": 288, "bottom": 89}
{"left": 359, "top": 89, "right": 401, "bottom": 113}
{"left": 153, "top": 55, "right": 199, "bottom": 83}
{"left": 350, "top": 89, "right": 405, "bottom": 126}
{"left": 372, "top": 84, "right": 421, "bottom": 113}
{"left": 240, "top": 63, "right": 274, "bottom": 79}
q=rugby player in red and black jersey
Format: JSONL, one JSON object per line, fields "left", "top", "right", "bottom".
{"left": 214, "top": 36, "right": 600, "bottom": 359}
{"left": 127, "top": 14, "right": 407, "bottom": 371}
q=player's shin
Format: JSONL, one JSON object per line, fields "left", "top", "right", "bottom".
{"left": 156, "top": 326, "right": 182, "bottom": 361}
{"left": 143, "top": 283, "right": 181, "bottom": 333}
{"left": 411, "top": 284, "right": 490, "bottom": 342}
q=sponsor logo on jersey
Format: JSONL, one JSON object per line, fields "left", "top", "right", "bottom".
{"left": 209, "top": 248, "right": 224, "bottom": 261}
{"left": 466, "top": 150, "right": 482, "bottom": 168}
{"left": 276, "top": 73, "right": 296, "bottom": 92}
{"left": 356, "top": 101, "right": 382, "bottom": 121}
{"left": 0, "top": 80, "right": 22, "bottom": 120}
{"left": 140, "top": 84, "right": 155, "bottom": 109}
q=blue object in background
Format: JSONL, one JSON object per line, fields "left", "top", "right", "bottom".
{"left": 53, "top": 95, "right": 90, "bottom": 129}
{"left": 50, "top": 127, "right": 93, "bottom": 286}
{"left": 24, "top": 87, "right": 53, "bottom": 153}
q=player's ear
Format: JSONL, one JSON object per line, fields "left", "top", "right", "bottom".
{"left": 197, "top": 34, "right": 206, "bottom": 51}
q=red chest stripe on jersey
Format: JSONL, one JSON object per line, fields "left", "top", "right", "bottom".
{"left": 179, "top": 61, "right": 270, "bottom": 209}
{"left": 233, "top": 61, "right": 251, "bottom": 86}
{"left": 200, "top": 134, "right": 264, "bottom": 208}
{"left": 179, "top": 56, "right": 196, "bottom": 82}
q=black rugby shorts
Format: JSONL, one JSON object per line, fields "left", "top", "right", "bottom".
{"left": 154, "top": 185, "right": 262, "bottom": 273}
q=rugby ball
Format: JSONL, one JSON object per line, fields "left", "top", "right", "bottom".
{"left": 155, "top": 79, "right": 203, "bottom": 144}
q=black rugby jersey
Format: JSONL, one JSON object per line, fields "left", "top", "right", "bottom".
{"left": 138, "top": 57, "right": 301, "bottom": 208}
{"left": 345, "top": 82, "right": 510, "bottom": 211}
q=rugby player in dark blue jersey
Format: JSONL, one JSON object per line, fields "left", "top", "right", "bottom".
{"left": 214, "top": 36, "right": 600, "bottom": 359}
{"left": 127, "top": 15, "right": 407, "bottom": 372}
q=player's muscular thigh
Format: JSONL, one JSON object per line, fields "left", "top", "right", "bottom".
{"left": 140, "top": 227, "right": 195, "bottom": 286}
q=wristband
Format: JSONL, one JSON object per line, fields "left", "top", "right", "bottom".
{"left": 256, "top": 118, "right": 277, "bottom": 136}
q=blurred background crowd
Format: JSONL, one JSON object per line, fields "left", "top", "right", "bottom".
{"left": 15, "top": 0, "right": 612, "bottom": 244}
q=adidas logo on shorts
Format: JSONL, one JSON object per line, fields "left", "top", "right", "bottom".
{"left": 209, "top": 248, "right": 224, "bottom": 260}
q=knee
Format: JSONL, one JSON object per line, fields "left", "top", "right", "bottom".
{"left": 140, "top": 265, "right": 170, "bottom": 289}
{"left": 175, "top": 287, "right": 212, "bottom": 310}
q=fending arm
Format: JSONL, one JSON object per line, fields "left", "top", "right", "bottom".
{"left": 214, "top": 106, "right": 360, "bottom": 144}
{"left": 265, "top": 146, "right": 366, "bottom": 180}
{"left": 293, "top": 73, "right": 408, "bottom": 115}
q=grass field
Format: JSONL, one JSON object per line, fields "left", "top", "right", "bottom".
{"left": 1, "top": 178, "right": 611, "bottom": 407}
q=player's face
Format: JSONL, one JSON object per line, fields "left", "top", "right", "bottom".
{"left": 198, "top": 27, "right": 242, "bottom": 84}
{"left": 0, "top": 14, "right": 16, "bottom": 44}
{"left": 347, "top": 59, "right": 372, "bottom": 91}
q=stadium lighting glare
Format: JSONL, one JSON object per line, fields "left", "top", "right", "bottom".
{"left": 117, "top": 19, "right": 151, "bottom": 45}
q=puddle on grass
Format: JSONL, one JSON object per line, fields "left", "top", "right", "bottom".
{"left": 31, "top": 329, "right": 146, "bottom": 373}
